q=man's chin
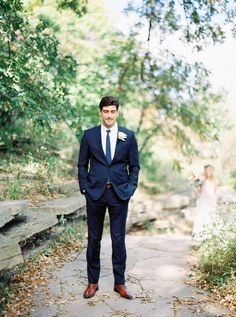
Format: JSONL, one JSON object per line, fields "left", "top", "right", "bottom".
{"left": 105, "top": 122, "right": 114, "bottom": 128}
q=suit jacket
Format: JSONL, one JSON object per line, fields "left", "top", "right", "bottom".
{"left": 78, "top": 125, "right": 140, "bottom": 201}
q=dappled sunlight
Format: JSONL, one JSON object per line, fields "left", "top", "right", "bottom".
{"left": 1, "top": 0, "right": 236, "bottom": 316}
{"left": 155, "top": 264, "right": 186, "bottom": 280}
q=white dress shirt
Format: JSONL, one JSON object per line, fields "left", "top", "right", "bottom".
{"left": 101, "top": 123, "right": 118, "bottom": 161}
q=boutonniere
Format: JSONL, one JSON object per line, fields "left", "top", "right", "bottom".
{"left": 118, "top": 131, "right": 127, "bottom": 142}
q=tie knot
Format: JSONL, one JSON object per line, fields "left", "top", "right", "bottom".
{"left": 106, "top": 129, "right": 111, "bottom": 134}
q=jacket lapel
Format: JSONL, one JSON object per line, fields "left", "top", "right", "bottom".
{"left": 112, "top": 126, "right": 125, "bottom": 161}
{"left": 95, "top": 125, "right": 107, "bottom": 163}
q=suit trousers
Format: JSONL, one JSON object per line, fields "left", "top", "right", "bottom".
{"left": 85, "top": 187, "right": 129, "bottom": 285}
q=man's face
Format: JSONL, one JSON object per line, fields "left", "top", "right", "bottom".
{"left": 99, "top": 105, "right": 119, "bottom": 128}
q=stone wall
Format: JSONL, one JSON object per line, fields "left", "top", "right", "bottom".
{"left": 0, "top": 192, "right": 86, "bottom": 272}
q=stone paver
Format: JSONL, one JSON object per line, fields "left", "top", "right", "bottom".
{"left": 1, "top": 211, "right": 58, "bottom": 244}
{"left": 29, "top": 194, "right": 85, "bottom": 216}
{"left": 0, "top": 234, "right": 23, "bottom": 270}
{"left": 0, "top": 200, "right": 27, "bottom": 228}
{"left": 30, "top": 234, "right": 233, "bottom": 317}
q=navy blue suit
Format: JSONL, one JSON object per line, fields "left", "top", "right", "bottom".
{"left": 78, "top": 125, "right": 139, "bottom": 284}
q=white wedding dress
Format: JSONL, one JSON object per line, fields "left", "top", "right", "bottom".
{"left": 192, "top": 179, "right": 217, "bottom": 243}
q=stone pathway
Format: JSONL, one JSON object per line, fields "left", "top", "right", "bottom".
{"left": 30, "top": 234, "right": 232, "bottom": 317}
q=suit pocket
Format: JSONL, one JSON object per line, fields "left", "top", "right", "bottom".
{"left": 115, "top": 173, "right": 129, "bottom": 183}
{"left": 88, "top": 174, "right": 96, "bottom": 183}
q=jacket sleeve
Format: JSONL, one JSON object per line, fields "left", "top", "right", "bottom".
{"left": 77, "top": 132, "right": 89, "bottom": 194}
{"left": 128, "top": 132, "right": 140, "bottom": 189}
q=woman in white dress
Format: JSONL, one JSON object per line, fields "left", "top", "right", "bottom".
{"left": 192, "top": 165, "right": 217, "bottom": 244}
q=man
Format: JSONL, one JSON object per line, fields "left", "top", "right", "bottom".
{"left": 78, "top": 96, "right": 140, "bottom": 299}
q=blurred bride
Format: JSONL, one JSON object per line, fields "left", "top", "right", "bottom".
{"left": 192, "top": 164, "right": 218, "bottom": 245}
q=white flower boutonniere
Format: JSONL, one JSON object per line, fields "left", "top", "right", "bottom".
{"left": 118, "top": 131, "right": 127, "bottom": 142}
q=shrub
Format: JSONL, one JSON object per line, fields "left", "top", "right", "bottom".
{"left": 197, "top": 205, "right": 236, "bottom": 286}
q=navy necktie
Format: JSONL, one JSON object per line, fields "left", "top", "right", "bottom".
{"left": 106, "top": 129, "right": 112, "bottom": 164}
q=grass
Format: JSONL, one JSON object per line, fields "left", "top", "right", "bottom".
{"left": 0, "top": 174, "right": 54, "bottom": 203}
{"left": 7, "top": 173, "right": 22, "bottom": 200}
{"left": 195, "top": 204, "right": 236, "bottom": 311}
{"left": 0, "top": 151, "right": 76, "bottom": 203}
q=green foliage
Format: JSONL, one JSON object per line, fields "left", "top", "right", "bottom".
{"left": 116, "top": 0, "right": 233, "bottom": 163}
{"left": 145, "top": 220, "right": 154, "bottom": 232}
{"left": 126, "top": 0, "right": 236, "bottom": 50}
{"left": 139, "top": 151, "right": 188, "bottom": 193}
{"left": 0, "top": 144, "right": 73, "bottom": 201}
{"left": 230, "top": 170, "right": 236, "bottom": 190}
{"left": 0, "top": 0, "right": 232, "bottom": 191}
{"left": 0, "top": 284, "right": 11, "bottom": 316}
{"left": 7, "top": 172, "right": 22, "bottom": 200}
{"left": 77, "top": 35, "right": 225, "bottom": 159}
{"left": 44, "top": 221, "right": 86, "bottom": 251}
{"left": 57, "top": 0, "right": 87, "bottom": 17}
{"left": 200, "top": 238, "right": 236, "bottom": 285}
{"left": 0, "top": 0, "right": 78, "bottom": 152}
{"left": 58, "top": 214, "right": 67, "bottom": 226}
{"left": 197, "top": 206, "right": 236, "bottom": 286}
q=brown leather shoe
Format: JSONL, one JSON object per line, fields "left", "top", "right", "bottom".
{"left": 114, "top": 284, "right": 133, "bottom": 299}
{"left": 83, "top": 283, "right": 99, "bottom": 298}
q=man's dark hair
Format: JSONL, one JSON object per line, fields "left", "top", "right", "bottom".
{"left": 99, "top": 96, "right": 119, "bottom": 110}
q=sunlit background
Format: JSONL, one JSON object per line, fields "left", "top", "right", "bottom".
{"left": 1, "top": 2, "right": 236, "bottom": 314}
